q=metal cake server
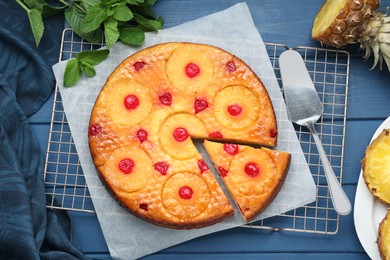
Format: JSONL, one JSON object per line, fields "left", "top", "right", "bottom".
{"left": 279, "top": 49, "right": 351, "bottom": 215}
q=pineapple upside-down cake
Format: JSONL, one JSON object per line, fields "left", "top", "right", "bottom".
{"left": 88, "top": 42, "right": 291, "bottom": 229}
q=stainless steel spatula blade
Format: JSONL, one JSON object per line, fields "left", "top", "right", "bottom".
{"left": 279, "top": 49, "right": 351, "bottom": 215}
{"left": 279, "top": 50, "right": 323, "bottom": 127}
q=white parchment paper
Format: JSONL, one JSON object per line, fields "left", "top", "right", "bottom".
{"left": 52, "top": 3, "right": 317, "bottom": 259}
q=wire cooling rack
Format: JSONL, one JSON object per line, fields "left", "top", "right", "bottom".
{"left": 44, "top": 28, "right": 350, "bottom": 234}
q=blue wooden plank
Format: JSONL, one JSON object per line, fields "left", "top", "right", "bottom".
{"left": 28, "top": 92, "right": 54, "bottom": 123}
{"left": 30, "top": 123, "right": 50, "bottom": 157}
{"left": 62, "top": 187, "right": 365, "bottom": 256}
{"left": 145, "top": 253, "right": 369, "bottom": 260}
{"left": 145, "top": 186, "right": 362, "bottom": 254}
{"left": 68, "top": 212, "right": 109, "bottom": 254}
{"left": 84, "top": 252, "right": 369, "bottom": 260}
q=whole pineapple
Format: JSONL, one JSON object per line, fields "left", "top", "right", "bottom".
{"left": 312, "top": 0, "right": 390, "bottom": 71}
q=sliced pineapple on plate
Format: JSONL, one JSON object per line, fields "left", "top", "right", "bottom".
{"left": 362, "top": 128, "right": 390, "bottom": 205}
{"left": 378, "top": 209, "right": 390, "bottom": 260}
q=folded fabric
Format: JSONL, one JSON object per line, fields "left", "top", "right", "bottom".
{"left": 0, "top": 1, "right": 84, "bottom": 258}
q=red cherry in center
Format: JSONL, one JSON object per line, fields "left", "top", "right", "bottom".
{"left": 133, "top": 61, "right": 145, "bottom": 71}
{"left": 173, "top": 127, "right": 189, "bottom": 142}
{"left": 136, "top": 129, "right": 148, "bottom": 143}
{"left": 139, "top": 203, "right": 148, "bottom": 211}
{"left": 208, "top": 131, "right": 223, "bottom": 139}
{"left": 179, "top": 186, "right": 193, "bottom": 200}
{"left": 226, "top": 61, "right": 236, "bottom": 73}
{"left": 154, "top": 162, "right": 169, "bottom": 175}
{"left": 159, "top": 92, "right": 172, "bottom": 106}
{"left": 244, "top": 162, "right": 260, "bottom": 178}
{"left": 124, "top": 94, "right": 139, "bottom": 110}
{"left": 227, "top": 104, "right": 242, "bottom": 116}
{"left": 224, "top": 143, "right": 239, "bottom": 156}
{"left": 194, "top": 99, "right": 208, "bottom": 114}
{"left": 270, "top": 128, "right": 278, "bottom": 138}
{"left": 119, "top": 158, "right": 135, "bottom": 174}
{"left": 218, "top": 167, "right": 228, "bottom": 177}
{"left": 185, "top": 63, "right": 200, "bottom": 78}
{"left": 198, "top": 159, "right": 209, "bottom": 173}
{"left": 89, "top": 124, "right": 102, "bottom": 136}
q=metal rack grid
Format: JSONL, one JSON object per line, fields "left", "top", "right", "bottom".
{"left": 44, "top": 28, "right": 350, "bottom": 234}
{"left": 246, "top": 43, "right": 349, "bottom": 234}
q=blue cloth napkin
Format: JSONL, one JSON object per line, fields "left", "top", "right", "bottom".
{"left": 0, "top": 1, "right": 84, "bottom": 259}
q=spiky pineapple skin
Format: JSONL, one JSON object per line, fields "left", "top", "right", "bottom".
{"left": 312, "top": 0, "right": 380, "bottom": 48}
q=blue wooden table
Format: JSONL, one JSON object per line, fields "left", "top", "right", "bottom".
{"left": 28, "top": 0, "right": 390, "bottom": 259}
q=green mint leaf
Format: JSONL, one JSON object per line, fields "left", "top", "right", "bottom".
{"left": 65, "top": 5, "right": 103, "bottom": 43}
{"left": 24, "top": 0, "right": 45, "bottom": 10}
{"left": 133, "top": 13, "right": 163, "bottom": 31}
{"left": 119, "top": 27, "right": 144, "bottom": 46}
{"left": 104, "top": 18, "right": 120, "bottom": 48}
{"left": 75, "top": 49, "right": 110, "bottom": 66}
{"left": 112, "top": 4, "right": 133, "bottom": 22}
{"left": 127, "top": 0, "right": 144, "bottom": 5}
{"left": 83, "top": 0, "right": 101, "bottom": 6}
{"left": 64, "top": 59, "right": 82, "bottom": 88}
{"left": 130, "top": 4, "right": 155, "bottom": 18}
{"left": 143, "top": 0, "right": 156, "bottom": 7}
{"left": 27, "top": 8, "right": 44, "bottom": 46}
{"left": 82, "top": 4, "right": 108, "bottom": 33}
{"left": 42, "top": 4, "right": 66, "bottom": 18}
{"left": 80, "top": 62, "right": 96, "bottom": 77}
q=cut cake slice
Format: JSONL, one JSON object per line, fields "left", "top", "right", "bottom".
{"left": 204, "top": 140, "right": 291, "bottom": 222}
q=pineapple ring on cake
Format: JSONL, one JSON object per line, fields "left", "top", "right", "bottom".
{"left": 105, "top": 78, "right": 153, "bottom": 127}
{"left": 378, "top": 209, "right": 390, "bottom": 260}
{"left": 166, "top": 44, "right": 214, "bottom": 93}
{"left": 161, "top": 172, "right": 211, "bottom": 219}
{"left": 362, "top": 129, "right": 390, "bottom": 205}
{"left": 104, "top": 145, "right": 152, "bottom": 193}
{"left": 229, "top": 147, "right": 277, "bottom": 196}
{"left": 213, "top": 85, "right": 260, "bottom": 131}
{"left": 159, "top": 112, "right": 207, "bottom": 160}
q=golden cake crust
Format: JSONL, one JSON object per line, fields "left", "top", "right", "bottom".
{"left": 89, "top": 42, "right": 280, "bottom": 229}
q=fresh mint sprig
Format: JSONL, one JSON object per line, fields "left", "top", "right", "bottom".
{"left": 17, "top": 0, "right": 163, "bottom": 87}
{"left": 63, "top": 49, "right": 110, "bottom": 88}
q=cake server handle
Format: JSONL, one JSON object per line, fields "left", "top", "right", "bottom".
{"left": 306, "top": 122, "right": 351, "bottom": 215}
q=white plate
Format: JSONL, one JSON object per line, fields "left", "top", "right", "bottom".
{"left": 354, "top": 116, "right": 390, "bottom": 260}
